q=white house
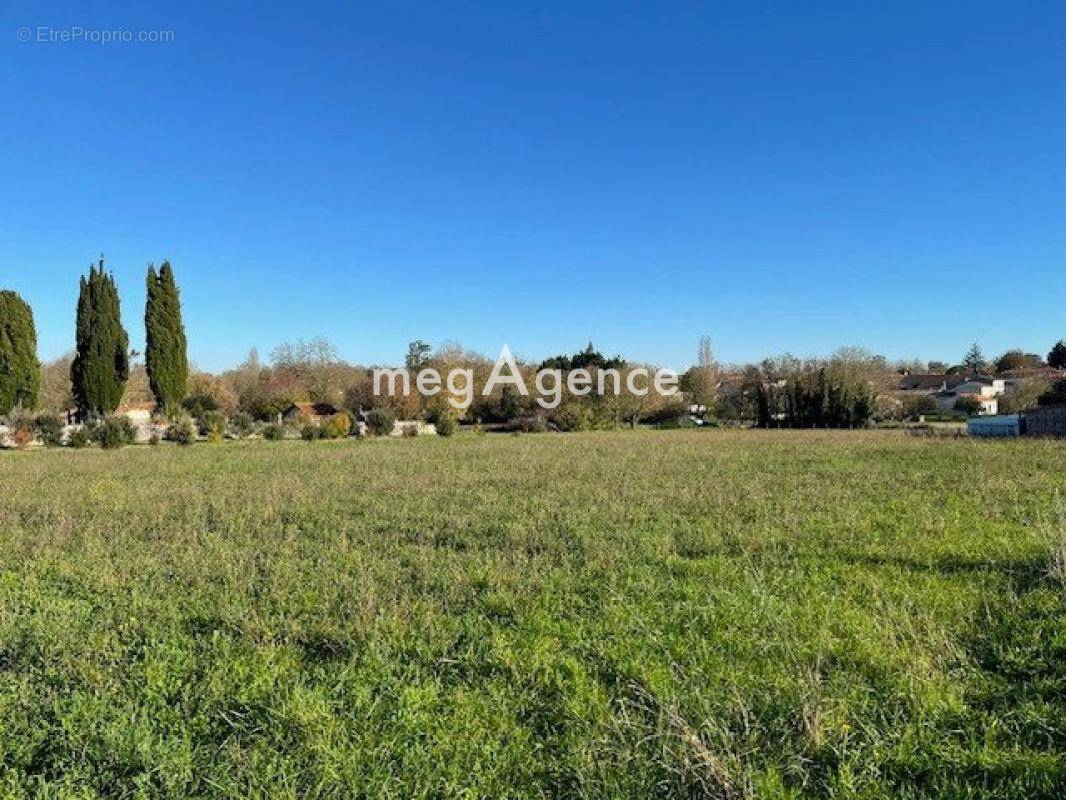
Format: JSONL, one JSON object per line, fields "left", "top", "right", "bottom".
{"left": 934, "top": 378, "right": 1006, "bottom": 415}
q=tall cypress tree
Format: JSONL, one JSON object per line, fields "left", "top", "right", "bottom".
{"left": 71, "top": 259, "right": 130, "bottom": 416}
{"left": 144, "top": 260, "right": 188, "bottom": 410}
{"left": 0, "top": 290, "right": 41, "bottom": 414}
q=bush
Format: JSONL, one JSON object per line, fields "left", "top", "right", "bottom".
{"left": 35, "top": 414, "right": 64, "bottom": 447}
{"left": 503, "top": 415, "right": 546, "bottom": 433}
{"left": 229, "top": 412, "right": 254, "bottom": 438}
{"left": 181, "top": 393, "right": 219, "bottom": 418}
{"left": 149, "top": 431, "right": 161, "bottom": 446}
{"left": 197, "top": 410, "right": 227, "bottom": 438}
{"left": 550, "top": 403, "right": 592, "bottom": 432}
{"left": 954, "top": 395, "right": 983, "bottom": 417}
{"left": 323, "top": 412, "right": 351, "bottom": 439}
{"left": 641, "top": 401, "right": 688, "bottom": 426}
{"left": 435, "top": 415, "right": 458, "bottom": 437}
{"left": 92, "top": 416, "right": 135, "bottom": 449}
{"left": 903, "top": 395, "right": 939, "bottom": 420}
{"left": 10, "top": 426, "right": 33, "bottom": 449}
{"left": 67, "top": 427, "right": 91, "bottom": 449}
{"left": 365, "top": 408, "right": 396, "bottom": 437}
{"left": 166, "top": 417, "right": 196, "bottom": 446}
{"left": 263, "top": 423, "right": 285, "bottom": 441}
{"left": 401, "top": 422, "right": 419, "bottom": 438}
{"left": 301, "top": 424, "right": 322, "bottom": 441}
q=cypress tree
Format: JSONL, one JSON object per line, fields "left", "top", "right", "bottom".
{"left": 0, "top": 290, "right": 41, "bottom": 414}
{"left": 144, "top": 260, "right": 188, "bottom": 410}
{"left": 71, "top": 259, "right": 130, "bottom": 416}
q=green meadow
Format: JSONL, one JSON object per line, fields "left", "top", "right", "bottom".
{"left": 0, "top": 430, "right": 1063, "bottom": 798}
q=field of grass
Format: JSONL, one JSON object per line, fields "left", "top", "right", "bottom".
{"left": 0, "top": 430, "right": 1063, "bottom": 799}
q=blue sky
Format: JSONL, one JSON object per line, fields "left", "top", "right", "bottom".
{"left": 2, "top": 2, "right": 1064, "bottom": 371}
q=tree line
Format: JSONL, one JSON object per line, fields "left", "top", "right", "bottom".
{"left": 3, "top": 264, "right": 1066, "bottom": 429}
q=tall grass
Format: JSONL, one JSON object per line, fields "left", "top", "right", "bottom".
{"left": 0, "top": 430, "right": 1062, "bottom": 798}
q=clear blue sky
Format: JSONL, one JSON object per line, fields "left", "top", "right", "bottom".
{"left": 2, "top": 1, "right": 1063, "bottom": 371}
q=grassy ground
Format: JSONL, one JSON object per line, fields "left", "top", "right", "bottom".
{"left": 0, "top": 430, "right": 1063, "bottom": 799}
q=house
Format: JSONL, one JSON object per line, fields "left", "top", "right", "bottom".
{"left": 929, "top": 378, "right": 1006, "bottom": 415}
{"left": 282, "top": 402, "right": 340, "bottom": 425}
{"left": 1022, "top": 403, "right": 1066, "bottom": 437}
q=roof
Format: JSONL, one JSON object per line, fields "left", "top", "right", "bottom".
{"left": 286, "top": 402, "right": 339, "bottom": 417}
{"left": 899, "top": 374, "right": 954, "bottom": 391}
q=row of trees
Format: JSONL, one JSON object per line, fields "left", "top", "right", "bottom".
{"left": 938, "top": 341, "right": 1065, "bottom": 375}
{"left": 4, "top": 262, "right": 1066, "bottom": 427}
{"left": 0, "top": 258, "right": 188, "bottom": 417}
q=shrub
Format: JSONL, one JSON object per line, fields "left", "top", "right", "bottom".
{"left": 67, "top": 426, "right": 91, "bottom": 449}
{"left": 197, "top": 410, "right": 227, "bottom": 438}
{"left": 10, "top": 426, "right": 33, "bottom": 449}
{"left": 323, "top": 412, "right": 351, "bottom": 439}
{"left": 903, "top": 395, "right": 939, "bottom": 420}
{"left": 148, "top": 431, "right": 161, "bottom": 446}
{"left": 365, "top": 408, "right": 396, "bottom": 437}
{"left": 504, "top": 415, "right": 546, "bottom": 433}
{"left": 550, "top": 403, "right": 592, "bottom": 432}
{"left": 401, "top": 422, "right": 419, "bottom": 438}
{"left": 1039, "top": 379, "right": 1066, "bottom": 407}
{"left": 229, "top": 412, "right": 254, "bottom": 438}
{"left": 166, "top": 417, "right": 196, "bottom": 446}
{"left": 954, "top": 396, "right": 983, "bottom": 417}
{"left": 92, "top": 416, "right": 135, "bottom": 449}
{"left": 6, "top": 408, "right": 34, "bottom": 448}
{"left": 35, "top": 414, "right": 64, "bottom": 447}
{"left": 435, "top": 415, "right": 458, "bottom": 437}
{"left": 263, "top": 423, "right": 285, "bottom": 441}
{"left": 301, "top": 424, "right": 322, "bottom": 441}
{"left": 641, "top": 400, "right": 688, "bottom": 427}
{"left": 181, "top": 392, "right": 218, "bottom": 418}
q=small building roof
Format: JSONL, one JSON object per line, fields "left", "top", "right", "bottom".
{"left": 285, "top": 402, "right": 339, "bottom": 417}
{"left": 899, "top": 374, "right": 955, "bottom": 391}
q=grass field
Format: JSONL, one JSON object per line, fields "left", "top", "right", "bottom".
{"left": 0, "top": 430, "right": 1063, "bottom": 799}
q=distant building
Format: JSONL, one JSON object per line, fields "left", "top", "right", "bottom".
{"left": 389, "top": 420, "right": 437, "bottom": 437}
{"left": 934, "top": 378, "right": 1005, "bottom": 415}
{"left": 283, "top": 402, "right": 339, "bottom": 425}
{"left": 118, "top": 401, "right": 158, "bottom": 425}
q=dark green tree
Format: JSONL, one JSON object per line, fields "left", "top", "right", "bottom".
{"left": 145, "top": 261, "right": 188, "bottom": 410}
{"left": 993, "top": 349, "right": 1043, "bottom": 373}
{"left": 0, "top": 290, "right": 41, "bottom": 414}
{"left": 962, "top": 342, "right": 988, "bottom": 375}
{"left": 71, "top": 259, "right": 129, "bottom": 416}
{"left": 1048, "top": 340, "right": 1066, "bottom": 370}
